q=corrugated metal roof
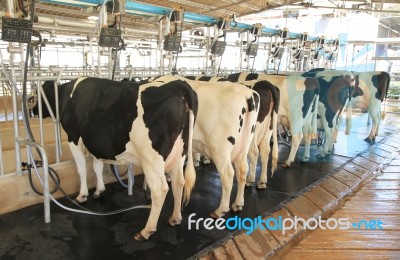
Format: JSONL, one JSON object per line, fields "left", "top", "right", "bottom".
{"left": 1, "top": 0, "right": 400, "bottom": 39}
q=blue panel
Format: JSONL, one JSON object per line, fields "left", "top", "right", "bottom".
{"left": 39, "top": 0, "right": 333, "bottom": 41}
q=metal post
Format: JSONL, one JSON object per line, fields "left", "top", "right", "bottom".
{"left": 97, "top": 46, "right": 102, "bottom": 77}
{"left": 6, "top": 0, "right": 15, "bottom": 16}
{"left": 53, "top": 81, "right": 61, "bottom": 163}
{"left": 239, "top": 33, "right": 244, "bottom": 71}
{"left": 127, "top": 164, "right": 134, "bottom": 196}
{"left": 267, "top": 37, "right": 272, "bottom": 73}
{"left": 10, "top": 45, "right": 22, "bottom": 175}
{"left": 246, "top": 31, "right": 251, "bottom": 72}
{"left": 108, "top": 48, "right": 113, "bottom": 79}
{"left": 205, "top": 26, "right": 210, "bottom": 75}
{"left": 16, "top": 138, "right": 50, "bottom": 223}
{"left": 158, "top": 19, "right": 164, "bottom": 75}
{"left": 0, "top": 130, "right": 4, "bottom": 176}
{"left": 38, "top": 83, "right": 45, "bottom": 146}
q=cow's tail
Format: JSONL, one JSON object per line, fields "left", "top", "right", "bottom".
{"left": 269, "top": 85, "right": 280, "bottom": 175}
{"left": 238, "top": 92, "right": 260, "bottom": 183}
{"left": 382, "top": 72, "right": 391, "bottom": 120}
{"left": 183, "top": 103, "right": 196, "bottom": 206}
{"left": 311, "top": 93, "right": 320, "bottom": 140}
{"left": 345, "top": 88, "right": 353, "bottom": 135}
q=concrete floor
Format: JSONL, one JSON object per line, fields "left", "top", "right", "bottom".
{"left": 0, "top": 113, "right": 399, "bottom": 260}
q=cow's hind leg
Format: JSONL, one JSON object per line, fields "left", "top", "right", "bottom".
{"left": 257, "top": 131, "right": 272, "bottom": 189}
{"left": 246, "top": 140, "right": 259, "bottom": 186}
{"left": 211, "top": 157, "right": 234, "bottom": 218}
{"left": 366, "top": 108, "right": 381, "bottom": 143}
{"left": 168, "top": 161, "right": 184, "bottom": 226}
{"left": 201, "top": 155, "right": 211, "bottom": 165}
{"left": 302, "top": 135, "right": 312, "bottom": 162}
{"left": 92, "top": 157, "right": 105, "bottom": 199}
{"left": 68, "top": 142, "right": 89, "bottom": 203}
{"left": 135, "top": 162, "right": 169, "bottom": 241}
{"left": 232, "top": 155, "right": 248, "bottom": 211}
{"left": 194, "top": 153, "right": 201, "bottom": 167}
{"left": 302, "top": 117, "right": 314, "bottom": 162}
{"left": 318, "top": 128, "right": 333, "bottom": 158}
{"left": 283, "top": 133, "right": 303, "bottom": 167}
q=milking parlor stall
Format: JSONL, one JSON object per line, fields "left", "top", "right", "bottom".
{"left": 1, "top": 0, "right": 400, "bottom": 259}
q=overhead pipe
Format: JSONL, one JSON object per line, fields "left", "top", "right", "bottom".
{"left": 34, "top": 17, "right": 158, "bottom": 36}
{"left": 40, "top": 0, "right": 327, "bottom": 41}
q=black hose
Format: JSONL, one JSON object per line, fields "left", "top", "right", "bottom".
{"left": 172, "top": 21, "right": 184, "bottom": 75}
{"left": 31, "top": 29, "right": 42, "bottom": 47}
{"left": 20, "top": 0, "right": 62, "bottom": 196}
{"left": 18, "top": 0, "right": 28, "bottom": 18}
{"left": 20, "top": 1, "right": 145, "bottom": 212}
{"left": 110, "top": 164, "right": 129, "bottom": 188}
{"left": 111, "top": 14, "right": 123, "bottom": 81}
{"left": 27, "top": 162, "right": 60, "bottom": 195}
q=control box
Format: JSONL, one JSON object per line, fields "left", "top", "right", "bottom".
{"left": 98, "top": 28, "right": 122, "bottom": 48}
{"left": 1, "top": 17, "right": 33, "bottom": 43}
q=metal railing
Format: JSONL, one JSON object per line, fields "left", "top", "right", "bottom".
{"left": 15, "top": 137, "right": 50, "bottom": 223}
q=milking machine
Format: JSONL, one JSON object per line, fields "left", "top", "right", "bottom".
{"left": 268, "top": 28, "right": 288, "bottom": 73}
{"left": 208, "top": 15, "right": 234, "bottom": 76}
{"left": 2, "top": 0, "right": 150, "bottom": 224}
{"left": 161, "top": 6, "right": 185, "bottom": 75}
{"left": 238, "top": 23, "right": 262, "bottom": 73}
{"left": 291, "top": 32, "right": 308, "bottom": 71}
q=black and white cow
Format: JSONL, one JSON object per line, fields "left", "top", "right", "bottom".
{"left": 239, "top": 80, "right": 280, "bottom": 189}
{"left": 184, "top": 75, "right": 226, "bottom": 166}
{"left": 351, "top": 71, "right": 390, "bottom": 142}
{"left": 184, "top": 75, "right": 227, "bottom": 82}
{"left": 300, "top": 68, "right": 355, "bottom": 157}
{"left": 227, "top": 72, "right": 319, "bottom": 167}
{"left": 186, "top": 76, "right": 280, "bottom": 188}
{"left": 152, "top": 75, "right": 260, "bottom": 218}
{"left": 33, "top": 77, "right": 198, "bottom": 240}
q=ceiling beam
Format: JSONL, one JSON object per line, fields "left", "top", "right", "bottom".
{"left": 336, "top": 0, "right": 400, "bottom": 3}
{"left": 201, "top": 0, "right": 261, "bottom": 15}
{"left": 241, "top": 2, "right": 400, "bottom": 17}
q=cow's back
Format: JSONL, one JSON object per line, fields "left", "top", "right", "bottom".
{"left": 247, "top": 74, "right": 318, "bottom": 121}
{"left": 189, "top": 80, "right": 259, "bottom": 161}
{"left": 59, "top": 78, "right": 141, "bottom": 159}
{"left": 60, "top": 77, "right": 196, "bottom": 163}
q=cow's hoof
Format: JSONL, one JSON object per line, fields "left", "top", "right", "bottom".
{"left": 92, "top": 190, "right": 105, "bottom": 200}
{"left": 245, "top": 178, "right": 255, "bottom": 186}
{"left": 75, "top": 195, "right": 88, "bottom": 204}
{"left": 364, "top": 137, "right": 375, "bottom": 143}
{"left": 281, "top": 162, "right": 290, "bottom": 168}
{"left": 257, "top": 182, "right": 267, "bottom": 189}
{"left": 316, "top": 154, "right": 326, "bottom": 159}
{"left": 168, "top": 217, "right": 182, "bottom": 227}
{"left": 231, "top": 204, "right": 243, "bottom": 212}
{"left": 302, "top": 157, "right": 310, "bottom": 162}
{"left": 134, "top": 231, "right": 153, "bottom": 241}
{"left": 194, "top": 161, "right": 200, "bottom": 167}
{"left": 202, "top": 159, "right": 211, "bottom": 165}
{"left": 210, "top": 210, "right": 228, "bottom": 219}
